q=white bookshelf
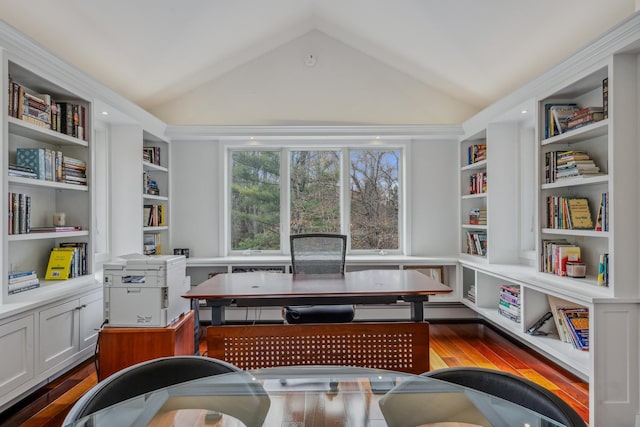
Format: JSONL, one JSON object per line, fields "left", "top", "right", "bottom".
{"left": 142, "top": 131, "right": 170, "bottom": 255}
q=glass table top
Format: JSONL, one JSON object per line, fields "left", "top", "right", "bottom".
{"left": 66, "top": 365, "right": 567, "bottom": 427}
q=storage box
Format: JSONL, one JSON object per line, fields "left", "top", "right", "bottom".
{"left": 104, "top": 254, "right": 189, "bottom": 327}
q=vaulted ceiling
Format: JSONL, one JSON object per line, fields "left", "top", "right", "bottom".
{"left": 0, "top": 0, "right": 636, "bottom": 120}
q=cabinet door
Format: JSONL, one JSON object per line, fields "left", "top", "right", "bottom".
{"left": 38, "top": 299, "right": 79, "bottom": 372}
{"left": 0, "top": 315, "right": 34, "bottom": 397}
{"left": 79, "top": 292, "right": 103, "bottom": 351}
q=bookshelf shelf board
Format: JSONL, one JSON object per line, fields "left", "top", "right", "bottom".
{"left": 143, "top": 161, "right": 168, "bottom": 173}
{"left": 461, "top": 160, "right": 487, "bottom": 171}
{"left": 6, "top": 275, "right": 100, "bottom": 303}
{"left": 143, "top": 194, "right": 169, "bottom": 201}
{"left": 478, "top": 305, "right": 589, "bottom": 376}
{"left": 541, "top": 175, "right": 608, "bottom": 189}
{"left": 541, "top": 228, "right": 609, "bottom": 238}
{"left": 541, "top": 119, "right": 608, "bottom": 146}
{"left": 8, "top": 230, "right": 89, "bottom": 241}
{"left": 462, "top": 224, "right": 488, "bottom": 230}
{"left": 143, "top": 226, "right": 169, "bottom": 232}
{"left": 462, "top": 193, "right": 487, "bottom": 200}
{"left": 8, "top": 116, "right": 89, "bottom": 148}
{"left": 8, "top": 176, "right": 89, "bottom": 191}
{"left": 459, "top": 253, "right": 487, "bottom": 262}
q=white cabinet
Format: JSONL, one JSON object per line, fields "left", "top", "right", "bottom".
{"left": 0, "top": 314, "right": 34, "bottom": 398}
{"left": 38, "top": 290, "right": 102, "bottom": 373}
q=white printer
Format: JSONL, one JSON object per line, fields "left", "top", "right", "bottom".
{"left": 103, "top": 254, "right": 189, "bottom": 327}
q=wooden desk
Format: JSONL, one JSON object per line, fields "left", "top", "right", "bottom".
{"left": 184, "top": 269, "right": 452, "bottom": 325}
{"left": 97, "top": 310, "right": 195, "bottom": 380}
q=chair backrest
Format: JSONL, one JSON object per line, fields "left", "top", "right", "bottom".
{"left": 290, "top": 233, "right": 347, "bottom": 274}
{"left": 423, "top": 367, "right": 586, "bottom": 427}
{"left": 63, "top": 356, "right": 262, "bottom": 425}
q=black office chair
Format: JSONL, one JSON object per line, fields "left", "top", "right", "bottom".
{"left": 62, "top": 356, "right": 270, "bottom": 427}
{"left": 423, "top": 367, "right": 586, "bottom": 427}
{"left": 284, "top": 233, "right": 355, "bottom": 323}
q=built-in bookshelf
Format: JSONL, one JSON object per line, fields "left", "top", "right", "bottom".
{"left": 537, "top": 66, "right": 611, "bottom": 291}
{"left": 4, "top": 59, "right": 94, "bottom": 303}
{"left": 142, "top": 131, "right": 170, "bottom": 255}
{"left": 459, "top": 132, "right": 488, "bottom": 259}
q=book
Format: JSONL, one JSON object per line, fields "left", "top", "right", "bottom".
{"left": 557, "top": 245, "right": 581, "bottom": 276}
{"left": 44, "top": 248, "right": 76, "bottom": 280}
{"left": 548, "top": 104, "right": 579, "bottom": 136}
{"left": 16, "top": 148, "right": 46, "bottom": 180}
{"left": 547, "top": 295, "right": 585, "bottom": 344}
{"left": 559, "top": 307, "right": 589, "bottom": 350}
{"left": 29, "top": 226, "right": 82, "bottom": 233}
{"left": 567, "top": 198, "right": 593, "bottom": 229}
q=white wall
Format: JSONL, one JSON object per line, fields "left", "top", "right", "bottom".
{"left": 150, "top": 30, "right": 478, "bottom": 126}
{"left": 409, "top": 139, "right": 458, "bottom": 256}
{"left": 170, "top": 140, "right": 221, "bottom": 257}
{"left": 169, "top": 137, "right": 458, "bottom": 258}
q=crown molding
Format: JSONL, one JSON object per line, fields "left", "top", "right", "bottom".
{"left": 166, "top": 124, "right": 463, "bottom": 141}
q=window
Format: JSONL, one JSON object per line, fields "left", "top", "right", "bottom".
{"left": 227, "top": 144, "right": 404, "bottom": 254}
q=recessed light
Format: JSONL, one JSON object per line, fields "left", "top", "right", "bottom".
{"left": 521, "top": 110, "right": 528, "bottom": 114}
{"left": 101, "top": 111, "right": 109, "bottom": 115}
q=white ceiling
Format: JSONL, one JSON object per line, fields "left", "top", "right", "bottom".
{"left": 0, "top": 0, "right": 637, "bottom": 116}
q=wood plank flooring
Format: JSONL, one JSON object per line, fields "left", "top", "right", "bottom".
{"left": 0, "top": 321, "right": 589, "bottom": 426}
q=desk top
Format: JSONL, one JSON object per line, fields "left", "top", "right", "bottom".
{"left": 67, "top": 366, "right": 566, "bottom": 427}
{"left": 183, "top": 269, "right": 452, "bottom": 300}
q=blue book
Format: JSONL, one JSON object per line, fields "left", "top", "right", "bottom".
{"left": 16, "top": 148, "right": 46, "bottom": 180}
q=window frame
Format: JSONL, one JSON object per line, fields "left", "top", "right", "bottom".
{"left": 221, "top": 139, "right": 409, "bottom": 256}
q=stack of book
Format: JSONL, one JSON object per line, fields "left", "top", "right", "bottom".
{"left": 144, "top": 233, "right": 161, "bottom": 255}
{"left": 8, "top": 192, "right": 31, "bottom": 234}
{"left": 469, "top": 207, "right": 487, "bottom": 225}
{"left": 16, "top": 148, "right": 63, "bottom": 182}
{"left": 467, "top": 144, "right": 486, "bottom": 164}
{"left": 555, "top": 150, "right": 600, "bottom": 180}
{"left": 541, "top": 240, "right": 581, "bottom": 276}
{"left": 566, "top": 106, "right": 604, "bottom": 131}
{"left": 8, "top": 164, "right": 37, "bottom": 179}
{"left": 63, "top": 156, "right": 87, "bottom": 186}
{"left": 466, "top": 283, "right": 476, "bottom": 303}
{"left": 468, "top": 171, "right": 487, "bottom": 194}
{"left": 8, "top": 270, "right": 40, "bottom": 294}
{"left": 498, "top": 284, "right": 521, "bottom": 323}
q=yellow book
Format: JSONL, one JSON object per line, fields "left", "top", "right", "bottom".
{"left": 44, "top": 248, "right": 75, "bottom": 280}
{"left": 567, "top": 198, "right": 593, "bottom": 229}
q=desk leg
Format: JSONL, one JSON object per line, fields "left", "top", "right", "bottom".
{"left": 404, "top": 296, "right": 427, "bottom": 322}
{"left": 207, "top": 299, "right": 233, "bottom": 326}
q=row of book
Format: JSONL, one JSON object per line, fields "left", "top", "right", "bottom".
{"left": 465, "top": 231, "right": 487, "bottom": 256}
{"left": 143, "top": 146, "right": 162, "bottom": 166}
{"left": 544, "top": 150, "right": 601, "bottom": 183}
{"left": 8, "top": 192, "right": 31, "bottom": 234}
{"left": 466, "top": 283, "right": 476, "bottom": 303}
{"left": 15, "top": 148, "right": 87, "bottom": 185}
{"left": 8, "top": 270, "right": 40, "bottom": 294}
{"left": 143, "top": 171, "right": 160, "bottom": 196}
{"left": 8, "top": 77, "right": 88, "bottom": 141}
{"left": 144, "top": 204, "right": 166, "bottom": 227}
{"left": 466, "top": 144, "right": 486, "bottom": 165}
{"left": 468, "top": 207, "right": 486, "bottom": 225}
{"left": 468, "top": 171, "right": 487, "bottom": 194}
{"left": 547, "top": 295, "right": 589, "bottom": 351}
{"left": 541, "top": 240, "right": 581, "bottom": 276}
{"left": 546, "top": 196, "right": 593, "bottom": 230}
{"left": 498, "top": 284, "right": 521, "bottom": 323}
{"left": 44, "top": 243, "right": 88, "bottom": 280}
{"left": 144, "top": 233, "right": 162, "bottom": 255}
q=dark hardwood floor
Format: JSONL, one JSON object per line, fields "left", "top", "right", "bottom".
{"left": 0, "top": 321, "right": 589, "bottom": 426}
